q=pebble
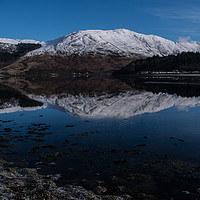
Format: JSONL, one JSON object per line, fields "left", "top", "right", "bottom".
{"left": 0, "top": 162, "right": 130, "bottom": 200}
{"left": 182, "top": 191, "right": 190, "bottom": 195}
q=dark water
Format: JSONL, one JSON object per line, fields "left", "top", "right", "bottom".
{"left": 1, "top": 75, "right": 200, "bottom": 199}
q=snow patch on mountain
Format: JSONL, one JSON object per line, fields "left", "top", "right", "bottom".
{"left": 26, "top": 29, "right": 200, "bottom": 58}
{"left": 28, "top": 91, "right": 200, "bottom": 118}
{"left": 0, "top": 38, "right": 43, "bottom": 45}
{"left": 0, "top": 38, "right": 44, "bottom": 53}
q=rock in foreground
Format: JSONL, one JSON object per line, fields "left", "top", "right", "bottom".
{"left": 0, "top": 163, "right": 130, "bottom": 200}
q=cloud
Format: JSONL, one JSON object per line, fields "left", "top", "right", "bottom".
{"left": 146, "top": 7, "right": 200, "bottom": 23}
{"left": 177, "top": 36, "right": 191, "bottom": 42}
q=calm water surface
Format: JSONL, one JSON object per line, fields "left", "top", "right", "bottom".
{"left": 1, "top": 75, "right": 200, "bottom": 199}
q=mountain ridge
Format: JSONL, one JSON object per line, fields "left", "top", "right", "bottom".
{"left": 26, "top": 29, "right": 200, "bottom": 58}
{"left": 0, "top": 38, "right": 43, "bottom": 54}
{"left": 1, "top": 29, "right": 200, "bottom": 74}
{"left": 0, "top": 38, "right": 43, "bottom": 45}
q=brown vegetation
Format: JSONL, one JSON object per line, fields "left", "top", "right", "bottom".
{"left": 0, "top": 54, "right": 137, "bottom": 75}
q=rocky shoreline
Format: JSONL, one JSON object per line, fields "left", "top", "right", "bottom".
{"left": 0, "top": 159, "right": 131, "bottom": 200}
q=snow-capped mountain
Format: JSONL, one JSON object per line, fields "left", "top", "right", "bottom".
{"left": 0, "top": 38, "right": 44, "bottom": 53}
{"left": 0, "top": 38, "right": 43, "bottom": 45}
{"left": 27, "top": 91, "right": 200, "bottom": 118}
{"left": 26, "top": 29, "right": 200, "bottom": 58}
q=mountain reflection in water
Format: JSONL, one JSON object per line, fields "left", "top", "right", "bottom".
{"left": 1, "top": 75, "right": 200, "bottom": 199}
{"left": 1, "top": 76, "right": 200, "bottom": 117}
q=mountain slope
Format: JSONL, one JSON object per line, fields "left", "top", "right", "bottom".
{"left": 0, "top": 40, "right": 42, "bottom": 69}
{"left": 26, "top": 29, "right": 200, "bottom": 58}
{"left": 0, "top": 38, "right": 43, "bottom": 53}
{"left": 1, "top": 29, "right": 200, "bottom": 74}
{"left": 113, "top": 52, "right": 200, "bottom": 75}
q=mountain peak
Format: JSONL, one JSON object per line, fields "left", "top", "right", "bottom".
{"left": 25, "top": 29, "right": 200, "bottom": 58}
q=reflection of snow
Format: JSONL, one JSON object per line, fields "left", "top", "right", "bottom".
{"left": 0, "top": 106, "right": 45, "bottom": 114}
{"left": 176, "top": 105, "right": 190, "bottom": 112}
{"left": 0, "top": 99, "right": 45, "bottom": 114}
{"left": 28, "top": 91, "right": 200, "bottom": 118}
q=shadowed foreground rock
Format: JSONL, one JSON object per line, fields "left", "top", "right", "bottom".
{"left": 0, "top": 161, "right": 131, "bottom": 200}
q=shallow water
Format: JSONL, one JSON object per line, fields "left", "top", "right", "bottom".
{"left": 1, "top": 75, "right": 200, "bottom": 199}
